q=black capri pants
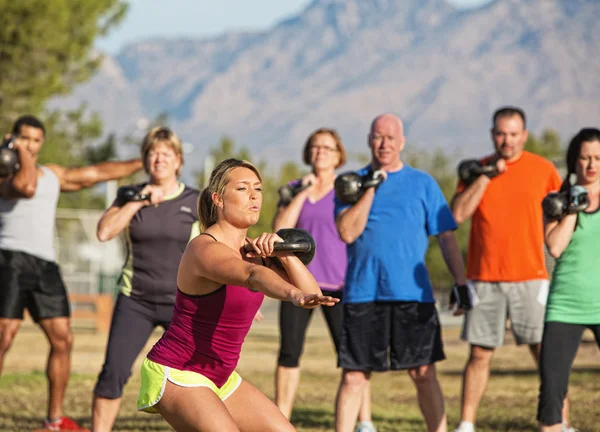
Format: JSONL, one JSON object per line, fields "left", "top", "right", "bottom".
{"left": 537, "top": 321, "right": 600, "bottom": 425}
{"left": 94, "top": 293, "right": 173, "bottom": 399}
{"left": 278, "top": 290, "right": 344, "bottom": 367}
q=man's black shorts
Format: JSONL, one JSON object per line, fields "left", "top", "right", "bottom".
{"left": 338, "top": 301, "right": 445, "bottom": 371}
{"left": 0, "top": 249, "right": 70, "bottom": 322}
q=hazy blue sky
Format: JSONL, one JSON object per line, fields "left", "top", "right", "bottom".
{"left": 96, "top": 0, "right": 495, "bottom": 53}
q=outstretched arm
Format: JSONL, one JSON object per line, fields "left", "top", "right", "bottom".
{"left": 45, "top": 159, "right": 143, "bottom": 192}
{"left": 245, "top": 232, "right": 322, "bottom": 297}
{"left": 180, "top": 237, "right": 337, "bottom": 308}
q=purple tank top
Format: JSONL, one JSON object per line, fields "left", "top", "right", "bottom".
{"left": 147, "top": 285, "right": 264, "bottom": 387}
{"left": 293, "top": 184, "right": 347, "bottom": 291}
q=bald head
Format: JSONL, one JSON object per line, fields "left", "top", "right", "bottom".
{"left": 370, "top": 114, "right": 404, "bottom": 137}
{"left": 368, "top": 113, "right": 405, "bottom": 171}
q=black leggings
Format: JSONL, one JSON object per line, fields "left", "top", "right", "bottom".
{"left": 537, "top": 321, "right": 600, "bottom": 425}
{"left": 94, "top": 293, "right": 173, "bottom": 399}
{"left": 277, "top": 290, "right": 343, "bottom": 367}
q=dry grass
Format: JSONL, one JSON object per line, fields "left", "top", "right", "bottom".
{"left": 1, "top": 298, "right": 599, "bottom": 431}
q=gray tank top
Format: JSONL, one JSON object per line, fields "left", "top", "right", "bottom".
{"left": 0, "top": 166, "right": 60, "bottom": 262}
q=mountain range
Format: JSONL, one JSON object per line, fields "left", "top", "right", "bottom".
{"left": 51, "top": 0, "right": 600, "bottom": 177}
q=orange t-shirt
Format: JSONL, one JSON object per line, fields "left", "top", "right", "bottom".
{"left": 456, "top": 151, "right": 562, "bottom": 282}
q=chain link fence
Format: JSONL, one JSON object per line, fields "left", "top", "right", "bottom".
{"left": 55, "top": 208, "right": 123, "bottom": 297}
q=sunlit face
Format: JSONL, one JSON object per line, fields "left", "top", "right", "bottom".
{"left": 368, "top": 116, "right": 405, "bottom": 169}
{"left": 309, "top": 133, "right": 340, "bottom": 171}
{"left": 217, "top": 167, "right": 262, "bottom": 228}
{"left": 576, "top": 140, "right": 600, "bottom": 185}
{"left": 491, "top": 115, "right": 528, "bottom": 161}
{"left": 146, "top": 141, "right": 181, "bottom": 181}
{"left": 15, "top": 125, "right": 44, "bottom": 158}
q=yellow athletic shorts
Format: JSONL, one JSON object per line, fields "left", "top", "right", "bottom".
{"left": 137, "top": 357, "right": 242, "bottom": 413}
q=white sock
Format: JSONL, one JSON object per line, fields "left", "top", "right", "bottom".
{"left": 456, "top": 421, "right": 475, "bottom": 432}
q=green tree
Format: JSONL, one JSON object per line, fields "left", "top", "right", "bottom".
{"left": 38, "top": 105, "right": 103, "bottom": 167}
{"left": 211, "top": 136, "right": 251, "bottom": 164}
{"left": 525, "top": 128, "right": 564, "bottom": 168}
{"left": 37, "top": 105, "right": 115, "bottom": 209}
{"left": 0, "top": 0, "right": 128, "bottom": 132}
{"left": 85, "top": 133, "right": 117, "bottom": 164}
{"left": 195, "top": 136, "right": 253, "bottom": 189}
{"left": 249, "top": 161, "right": 305, "bottom": 237}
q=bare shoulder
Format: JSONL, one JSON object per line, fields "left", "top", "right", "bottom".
{"left": 178, "top": 235, "right": 232, "bottom": 293}
{"left": 178, "top": 233, "right": 260, "bottom": 293}
{"left": 184, "top": 234, "right": 238, "bottom": 267}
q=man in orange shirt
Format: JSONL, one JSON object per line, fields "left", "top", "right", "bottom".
{"left": 450, "top": 107, "right": 572, "bottom": 432}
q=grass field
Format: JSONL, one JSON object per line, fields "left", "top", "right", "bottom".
{"left": 1, "top": 299, "right": 599, "bottom": 432}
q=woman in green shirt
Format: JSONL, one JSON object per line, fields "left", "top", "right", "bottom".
{"left": 537, "top": 128, "right": 600, "bottom": 432}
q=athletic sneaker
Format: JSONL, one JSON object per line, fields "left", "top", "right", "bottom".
{"left": 453, "top": 421, "right": 475, "bottom": 432}
{"left": 563, "top": 424, "right": 579, "bottom": 432}
{"left": 42, "top": 416, "right": 90, "bottom": 431}
{"left": 355, "top": 421, "right": 377, "bottom": 432}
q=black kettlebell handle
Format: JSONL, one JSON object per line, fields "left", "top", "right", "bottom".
{"left": 243, "top": 240, "right": 312, "bottom": 254}
{"left": 272, "top": 242, "right": 313, "bottom": 253}
{"left": 243, "top": 228, "right": 316, "bottom": 267}
{"left": 2, "top": 136, "right": 15, "bottom": 149}
{"left": 118, "top": 186, "right": 151, "bottom": 203}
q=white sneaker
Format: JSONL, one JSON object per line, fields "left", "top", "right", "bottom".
{"left": 355, "top": 421, "right": 377, "bottom": 432}
{"left": 562, "top": 424, "right": 579, "bottom": 432}
{"left": 453, "top": 421, "right": 475, "bottom": 432}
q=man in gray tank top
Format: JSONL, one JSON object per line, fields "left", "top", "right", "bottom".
{"left": 0, "top": 115, "right": 144, "bottom": 432}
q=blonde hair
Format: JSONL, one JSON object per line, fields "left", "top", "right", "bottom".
{"left": 198, "top": 158, "right": 263, "bottom": 231}
{"left": 140, "top": 126, "right": 184, "bottom": 176}
{"left": 302, "top": 128, "right": 347, "bottom": 168}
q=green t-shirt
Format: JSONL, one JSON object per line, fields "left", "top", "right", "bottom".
{"left": 546, "top": 209, "right": 600, "bottom": 324}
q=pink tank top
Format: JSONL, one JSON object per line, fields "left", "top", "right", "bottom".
{"left": 147, "top": 235, "right": 265, "bottom": 387}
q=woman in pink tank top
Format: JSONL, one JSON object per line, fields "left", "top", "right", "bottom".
{"left": 137, "top": 158, "right": 339, "bottom": 431}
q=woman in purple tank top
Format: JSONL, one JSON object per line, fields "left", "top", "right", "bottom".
{"left": 137, "top": 158, "right": 339, "bottom": 431}
{"left": 272, "top": 129, "right": 374, "bottom": 431}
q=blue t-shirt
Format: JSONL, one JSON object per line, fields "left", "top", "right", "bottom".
{"left": 334, "top": 165, "right": 457, "bottom": 304}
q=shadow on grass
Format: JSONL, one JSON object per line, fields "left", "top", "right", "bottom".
{"left": 290, "top": 406, "right": 425, "bottom": 430}
{"left": 112, "top": 416, "right": 171, "bottom": 431}
{"left": 0, "top": 414, "right": 169, "bottom": 432}
{"left": 441, "top": 366, "right": 600, "bottom": 377}
{"left": 291, "top": 407, "right": 333, "bottom": 429}
{"left": 0, "top": 414, "right": 90, "bottom": 432}
{"left": 475, "top": 418, "right": 538, "bottom": 431}
{"left": 0, "top": 413, "right": 43, "bottom": 431}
